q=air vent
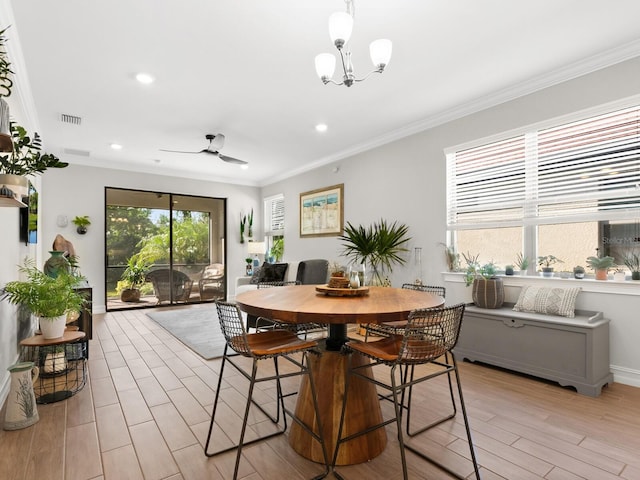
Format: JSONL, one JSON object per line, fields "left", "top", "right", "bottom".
{"left": 63, "top": 147, "right": 90, "bottom": 157}
{"left": 60, "top": 113, "right": 82, "bottom": 125}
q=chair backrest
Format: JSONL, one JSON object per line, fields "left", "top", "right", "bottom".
{"left": 215, "top": 300, "right": 252, "bottom": 355}
{"left": 402, "top": 283, "right": 446, "bottom": 298}
{"left": 147, "top": 269, "right": 193, "bottom": 301}
{"left": 257, "top": 280, "right": 301, "bottom": 288}
{"left": 201, "top": 263, "right": 224, "bottom": 280}
{"left": 296, "top": 259, "right": 329, "bottom": 285}
{"left": 398, "top": 303, "right": 465, "bottom": 364}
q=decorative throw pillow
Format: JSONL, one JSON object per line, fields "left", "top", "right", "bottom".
{"left": 249, "top": 267, "right": 262, "bottom": 284}
{"left": 513, "top": 285, "right": 581, "bottom": 318}
{"left": 258, "top": 262, "right": 288, "bottom": 282}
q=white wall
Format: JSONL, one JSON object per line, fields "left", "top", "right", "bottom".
{"left": 262, "top": 56, "right": 640, "bottom": 386}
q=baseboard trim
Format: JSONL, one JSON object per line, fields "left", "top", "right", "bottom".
{"left": 611, "top": 365, "right": 640, "bottom": 388}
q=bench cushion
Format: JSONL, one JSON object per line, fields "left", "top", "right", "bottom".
{"left": 513, "top": 285, "right": 581, "bottom": 318}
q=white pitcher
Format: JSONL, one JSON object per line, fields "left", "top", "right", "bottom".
{"left": 3, "top": 361, "right": 40, "bottom": 430}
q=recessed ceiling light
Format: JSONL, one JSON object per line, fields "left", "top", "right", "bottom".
{"left": 315, "top": 124, "right": 328, "bottom": 132}
{"left": 135, "top": 73, "right": 155, "bottom": 84}
{"left": 110, "top": 143, "right": 122, "bottom": 150}
{"left": 241, "top": 164, "right": 249, "bottom": 170}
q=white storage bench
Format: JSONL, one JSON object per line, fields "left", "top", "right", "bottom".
{"left": 455, "top": 303, "right": 613, "bottom": 396}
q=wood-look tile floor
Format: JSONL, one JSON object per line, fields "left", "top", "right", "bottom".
{"left": 2, "top": 304, "right": 640, "bottom": 480}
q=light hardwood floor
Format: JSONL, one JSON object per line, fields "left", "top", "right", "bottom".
{"left": 2, "top": 304, "right": 640, "bottom": 480}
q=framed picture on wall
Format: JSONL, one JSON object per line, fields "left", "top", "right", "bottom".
{"left": 299, "top": 183, "right": 344, "bottom": 237}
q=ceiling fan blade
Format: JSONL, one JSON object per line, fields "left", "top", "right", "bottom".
{"left": 218, "top": 153, "right": 248, "bottom": 165}
{"left": 159, "top": 148, "right": 202, "bottom": 154}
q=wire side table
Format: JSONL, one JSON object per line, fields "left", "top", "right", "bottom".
{"left": 19, "top": 329, "right": 88, "bottom": 404}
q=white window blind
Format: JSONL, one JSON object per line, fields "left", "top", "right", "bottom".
{"left": 447, "top": 105, "right": 640, "bottom": 230}
{"left": 265, "top": 194, "right": 284, "bottom": 235}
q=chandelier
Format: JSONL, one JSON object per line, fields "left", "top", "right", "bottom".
{"left": 314, "top": 0, "right": 392, "bottom": 87}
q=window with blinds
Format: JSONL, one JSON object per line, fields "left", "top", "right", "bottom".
{"left": 447, "top": 104, "right": 640, "bottom": 230}
{"left": 265, "top": 194, "right": 285, "bottom": 235}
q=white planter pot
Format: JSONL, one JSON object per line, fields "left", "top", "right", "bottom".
{"left": 39, "top": 315, "right": 67, "bottom": 339}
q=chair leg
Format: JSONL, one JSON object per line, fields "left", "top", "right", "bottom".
{"left": 204, "top": 352, "right": 287, "bottom": 479}
{"left": 403, "top": 355, "right": 481, "bottom": 480}
{"left": 390, "top": 364, "right": 410, "bottom": 480}
{"left": 404, "top": 355, "right": 457, "bottom": 437}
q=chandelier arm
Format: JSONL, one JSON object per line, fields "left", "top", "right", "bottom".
{"left": 352, "top": 66, "right": 385, "bottom": 83}
{"left": 324, "top": 78, "right": 345, "bottom": 86}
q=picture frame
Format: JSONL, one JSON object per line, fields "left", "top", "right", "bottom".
{"left": 299, "top": 183, "right": 344, "bottom": 237}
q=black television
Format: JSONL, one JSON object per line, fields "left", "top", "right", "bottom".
{"left": 19, "top": 181, "right": 38, "bottom": 245}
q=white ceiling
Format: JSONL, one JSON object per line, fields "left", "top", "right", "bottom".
{"left": 4, "top": 0, "right": 640, "bottom": 186}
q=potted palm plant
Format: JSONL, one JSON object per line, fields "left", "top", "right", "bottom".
{"left": 2, "top": 259, "right": 86, "bottom": 339}
{"left": 462, "top": 252, "right": 504, "bottom": 309}
{"left": 118, "top": 254, "right": 151, "bottom": 302}
{"left": 340, "top": 219, "right": 410, "bottom": 286}
{"left": 586, "top": 254, "right": 616, "bottom": 281}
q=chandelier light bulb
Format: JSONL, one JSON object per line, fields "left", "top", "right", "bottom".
{"left": 315, "top": 53, "right": 337, "bottom": 81}
{"left": 328, "top": 11, "right": 353, "bottom": 48}
{"left": 370, "top": 39, "right": 392, "bottom": 69}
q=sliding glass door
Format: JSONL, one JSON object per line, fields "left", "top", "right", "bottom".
{"left": 105, "top": 188, "right": 226, "bottom": 311}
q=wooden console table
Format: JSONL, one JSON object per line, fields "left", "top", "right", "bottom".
{"left": 19, "top": 330, "right": 88, "bottom": 404}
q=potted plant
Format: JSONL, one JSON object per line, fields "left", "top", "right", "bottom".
{"left": 613, "top": 267, "right": 626, "bottom": 282}
{"left": 0, "top": 123, "right": 69, "bottom": 200}
{"left": 440, "top": 243, "right": 460, "bottom": 271}
{"left": 623, "top": 251, "right": 640, "bottom": 281}
{"left": 573, "top": 265, "right": 585, "bottom": 279}
{"left": 239, "top": 213, "right": 246, "bottom": 244}
{"left": 119, "top": 254, "right": 151, "bottom": 302}
{"left": 538, "top": 255, "right": 563, "bottom": 277}
{"left": 504, "top": 265, "right": 515, "bottom": 276}
{"left": 340, "top": 219, "right": 411, "bottom": 286}
{"left": 72, "top": 215, "right": 91, "bottom": 234}
{"left": 462, "top": 253, "right": 504, "bottom": 308}
{"left": 586, "top": 254, "right": 615, "bottom": 281}
{"left": 515, "top": 253, "right": 529, "bottom": 275}
{"left": 245, "top": 257, "right": 253, "bottom": 276}
{"left": 2, "top": 259, "right": 86, "bottom": 339}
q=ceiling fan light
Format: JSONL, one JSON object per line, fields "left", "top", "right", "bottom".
{"left": 370, "top": 39, "right": 392, "bottom": 69}
{"left": 328, "top": 11, "right": 353, "bottom": 48}
{"left": 315, "top": 53, "right": 336, "bottom": 81}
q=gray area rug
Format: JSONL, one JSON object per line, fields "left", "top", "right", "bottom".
{"left": 146, "top": 305, "right": 226, "bottom": 360}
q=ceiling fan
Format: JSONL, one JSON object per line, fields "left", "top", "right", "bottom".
{"left": 160, "top": 134, "right": 248, "bottom": 165}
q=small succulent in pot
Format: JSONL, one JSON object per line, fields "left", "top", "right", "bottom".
{"left": 586, "top": 254, "right": 615, "bottom": 281}
{"left": 505, "top": 265, "right": 514, "bottom": 276}
{"left": 573, "top": 265, "right": 585, "bottom": 279}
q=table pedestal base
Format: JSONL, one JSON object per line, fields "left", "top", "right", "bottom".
{"left": 289, "top": 349, "right": 387, "bottom": 465}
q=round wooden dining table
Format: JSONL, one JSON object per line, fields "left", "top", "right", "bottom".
{"left": 235, "top": 284, "right": 444, "bottom": 465}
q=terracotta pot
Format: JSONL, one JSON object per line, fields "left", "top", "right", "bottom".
{"left": 595, "top": 269, "right": 608, "bottom": 281}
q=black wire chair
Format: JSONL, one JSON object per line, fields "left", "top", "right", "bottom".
{"left": 205, "top": 300, "right": 329, "bottom": 480}
{"left": 363, "top": 283, "right": 446, "bottom": 341}
{"left": 255, "top": 280, "right": 327, "bottom": 339}
{"left": 332, "top": 303, "right": 480, "bottom": 480}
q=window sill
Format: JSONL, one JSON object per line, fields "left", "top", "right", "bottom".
{"left": 442, "top": 272, "right": 640, "bottom": 296}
